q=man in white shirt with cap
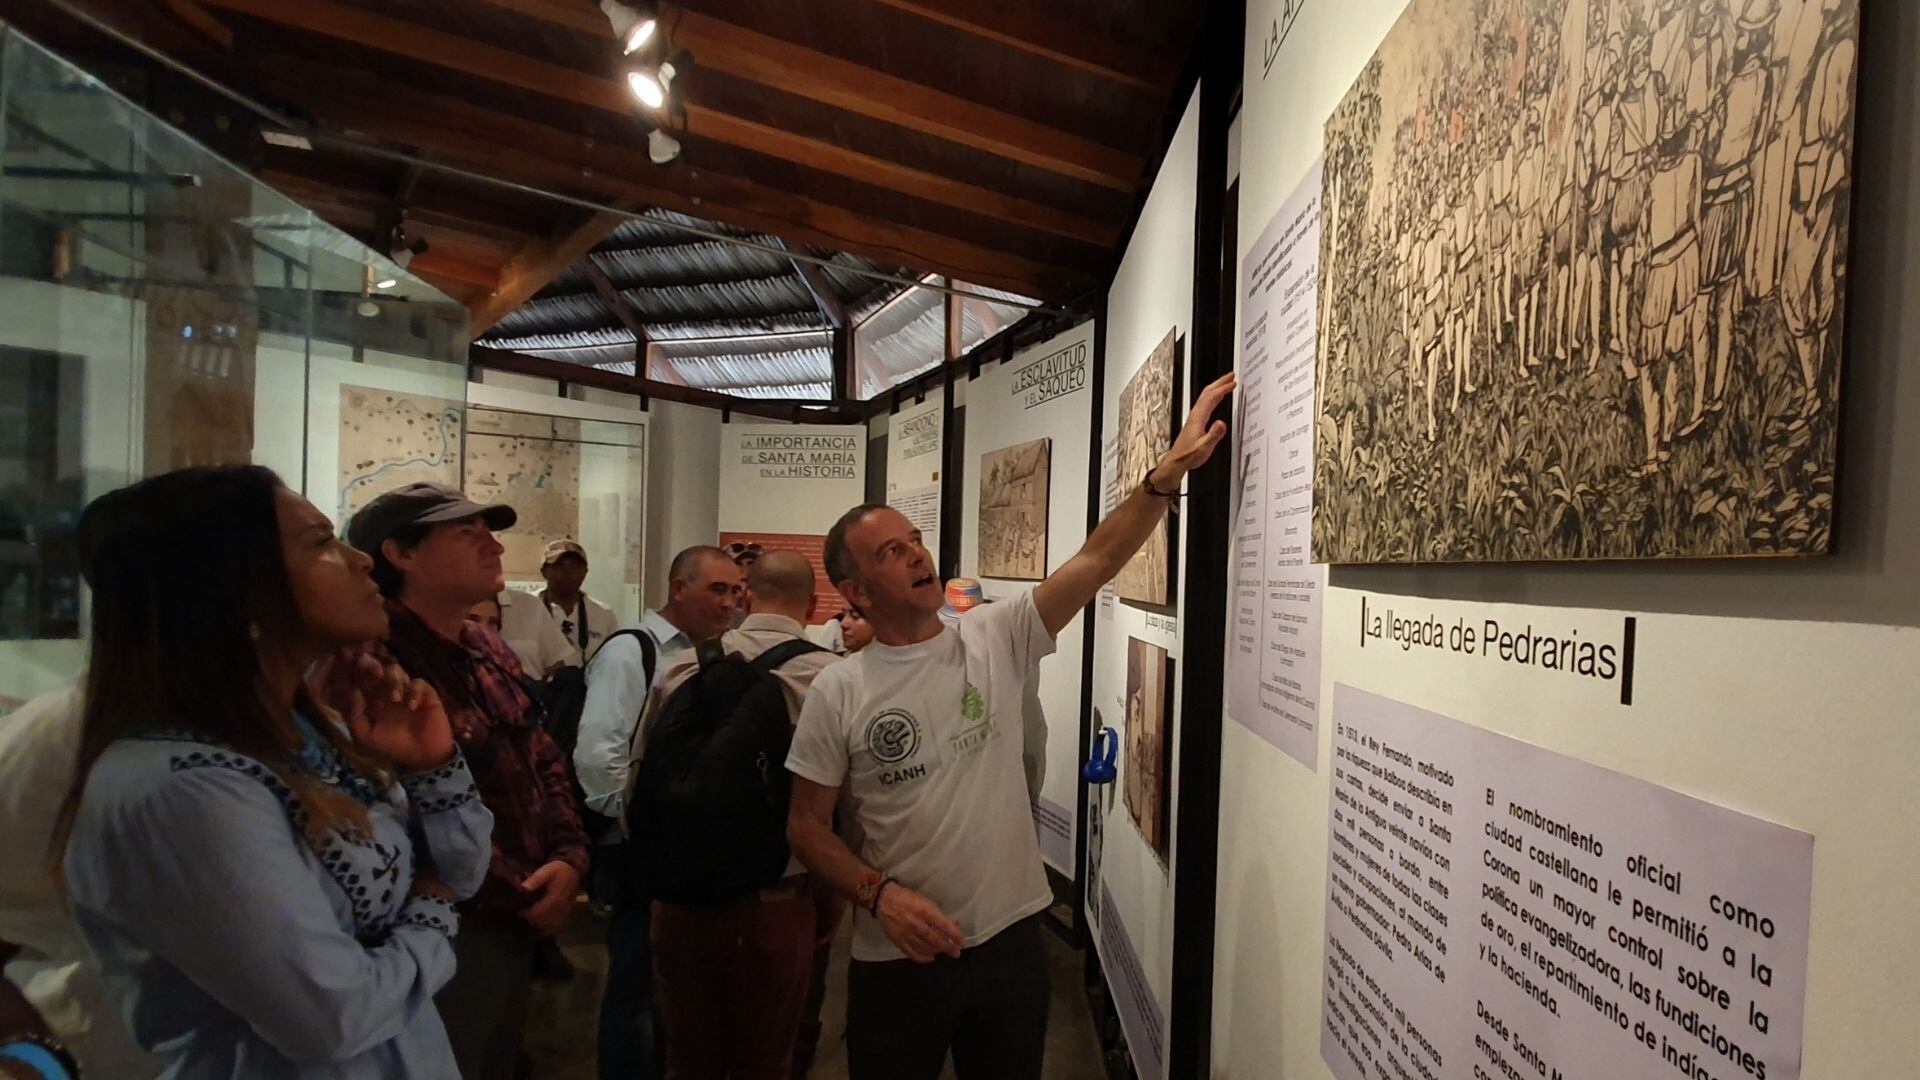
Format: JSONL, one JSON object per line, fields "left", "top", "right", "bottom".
{"left": 786, "top": 371, "right": 1234, "bottom": 1078}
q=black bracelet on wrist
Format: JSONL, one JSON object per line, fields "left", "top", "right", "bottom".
{"left": 1142, "top": 466, "right": 1183, "bottom": 500}
{"left": 869, "top": 877, "right": 898, "bottom": 916}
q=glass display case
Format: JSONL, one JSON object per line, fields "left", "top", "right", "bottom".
{"left": 0, "top": 26, "right": 468, "bottom": 709}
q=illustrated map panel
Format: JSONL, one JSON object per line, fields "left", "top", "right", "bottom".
{"left": 464, "top": 409, "right": 581, "bottom": 579}
{"left": 337, "top": 385, "right": 464, "bottom": 524}
{"left": 1115, "top": 330, "right": 1178, "bottom": 603}
{"left": 1313, "top": 0, "right": 1858, "bottom": 563}
{"left": 977, "top": 437, "right": 1052, "bottom": 581}
{"left": 1125, "top": 636, "right": 1174, "bottom": 864}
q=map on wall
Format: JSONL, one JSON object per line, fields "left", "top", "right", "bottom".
{"left": 464, "top": 409, "right": 582, "bottom": 579}
{"left": 1114, "top": 330, "right": 1180, "bottom": 605}
{"left": 977, "top": 437, "right": 1052, "bottom": 581}
{"left": 336, "top": 385, "right": 464, "bottom": 524}
{"left": 1312, "top": 0, "right": 1858, "bottom": 563}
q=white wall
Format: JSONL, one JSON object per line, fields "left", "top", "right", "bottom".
{"left": 1092, "top": 84, "right": 1201, "bottom": 1080}
{"left": 642, "top": 400, "right": 722, "bottom": 612}
{"left": 960, "top": 320, "right": 1097, "bottom": 876}
{"left": 1213, "top": 3, "right": 1920, "bottom": 1078}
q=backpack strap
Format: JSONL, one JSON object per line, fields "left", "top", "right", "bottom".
{"left": 597, "top": 628, "right": 658, "bottom": 687}
{"left": 752, "top": 638, "right": 826, "bottom": 674}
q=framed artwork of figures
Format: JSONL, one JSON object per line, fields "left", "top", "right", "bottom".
{"left": 1115, "top": 330, "right": 1181, "bottom": 601}
{"left": 977, "top": 437, "right": 1052, "bottom": 580}
{"left": 1313, "top": 0, "right": 1857, "bottom": 563}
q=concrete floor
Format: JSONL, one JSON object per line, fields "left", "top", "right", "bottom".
{"left": 524, "top": 899, "right": 1105, "bottom": 1079}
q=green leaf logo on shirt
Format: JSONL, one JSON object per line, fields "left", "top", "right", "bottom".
{"left": 962, "top": 682, "right": 985, "bottom": 724}
{"left": 950, "top": 682, "right": 996, "bottom": 757}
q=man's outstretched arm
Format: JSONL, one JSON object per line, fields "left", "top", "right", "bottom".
{"left": 1033, "top": 371, "right": 1236, "bottom": 636}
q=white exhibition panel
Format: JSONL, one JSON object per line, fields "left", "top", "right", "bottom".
{"left": 1092, "top": 84, "right": 1202, "bottom": 1080}
{"left": 717, "top": 422, "right": 868, "bottom": 536}
{"left": 959, "top": 320, "right": 1098, "bottom": 878}
{"left": 886, "top": 393, "right": 944, "bottom": 539}
{"left": 1216, "top": 3, "right": 1920, "bottom": 1079}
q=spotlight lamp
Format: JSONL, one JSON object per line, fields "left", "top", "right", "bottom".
{"left": 627, "top": 60, "right": 677, "bottom": 110}
{"left": 600, "top": 0, "right": 658, "bottom": 55}
{"left": 647, "top": 127, "right": 682, "bottom": 166}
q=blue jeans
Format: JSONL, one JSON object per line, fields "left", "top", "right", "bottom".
{"left": 596, "top": 843, "right": 664, "bottom": 1080}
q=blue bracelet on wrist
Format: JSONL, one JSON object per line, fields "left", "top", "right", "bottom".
{"left": 0, "top": 1035, "right": 79, "bottom": 1080}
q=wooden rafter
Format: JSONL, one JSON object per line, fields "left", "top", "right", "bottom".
{"left": 865, "top": 0, "right": 1178, "bottom": 94}
{"left": 266, "top": 76, "right": 1087, "bottom": 298}
{"left": 257, "top": 166, "right": 537, "bottom": 247}
{"left": 196, "top": 0, "right": 1132, "bottom": 230}
{"left": 469, "top": 206, "right": 631, "bottom": 333}
{"left": 471, "top": 344, "right": 861, "bottom": 421}
{"left": 773, "top": 237, "right": 849, "bottom": 329}
{"left": 579, "top": 257, "right": 650, "bottom": 374}
{"left": 465, "top": 0, "right": 1142, "bottom": 189}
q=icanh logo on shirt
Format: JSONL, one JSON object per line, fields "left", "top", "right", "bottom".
{"left": 866, "top": 708, "right": 922, "bottom": 765}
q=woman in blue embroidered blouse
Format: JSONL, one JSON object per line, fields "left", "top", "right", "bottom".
{"left": 51, "top": 465, "right": 494, "bottom": 1078}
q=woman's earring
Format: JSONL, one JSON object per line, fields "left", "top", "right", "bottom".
{"left": 248, "top": 623, "right": 263, "bottom": 641}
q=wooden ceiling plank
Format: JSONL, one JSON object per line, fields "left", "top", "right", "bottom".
{"left": 470, "top": 206, "right": 633, "bottom": 333}
{"left": 259, "top": 73, "right": 1088, "bottom": 298}
{"left": 257, "top": 166, "right": 540, "bottom": 246}
{"left": 772, "top": 237, "right": 849, "bottom": 329}
{"left": 864, "top": 0, "right": 1178, "bottom": 93}
{"left": 681, "top": 106, "right": 1117, "bottom": 246}
{"left": 224, "top": 13, "right": 1113, "bottom": 246}
{"left": 205, "top": 0, "right": 1138, "bottom": 195}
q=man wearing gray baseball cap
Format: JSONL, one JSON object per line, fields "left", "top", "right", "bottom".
{"left": 324, "top": 482, "right": 590, "bottom": 1080}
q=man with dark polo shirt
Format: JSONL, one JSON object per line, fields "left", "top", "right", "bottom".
{"left": 785, "top": 372, "right": 1234, "bottom": 1078}
{"left": 334, "top": 483, "right": 590, "bottom": 1080}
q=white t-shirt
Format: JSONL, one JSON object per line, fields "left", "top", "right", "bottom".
{"left": 0, "top": 686, "right": 157, "bottom": 1077}
{"left": 787, "top": 590, "right": 1056, "bottom": 962}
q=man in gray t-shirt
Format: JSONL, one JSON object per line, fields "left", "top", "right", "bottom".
{"left": 785, "top": 372, "right": 1235, "bottom": 1079}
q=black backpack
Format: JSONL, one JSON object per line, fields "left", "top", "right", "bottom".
{"left": 630, "top": 637, "right": 823, "bottom": 905}
{"left": 533, "top": 628, "right": 654, "bottom": 836}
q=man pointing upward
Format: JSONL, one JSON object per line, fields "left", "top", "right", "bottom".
{"left": 785, "top": 371, "right": 1235, "bottom": 1079}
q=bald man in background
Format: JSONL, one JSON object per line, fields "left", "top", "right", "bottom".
{"left": 626, "top": 551, "right": 841, "bottom": 1079}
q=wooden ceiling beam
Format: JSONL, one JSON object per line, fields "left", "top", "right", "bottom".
{"left": 469, "top": 205, "right": 633, "bottom": 333}
{"left": 773, "top": 238, "right": 850, "bottom": 329}
{"left": 865, "top": 0, "right": 1178, "bottom": 94}
{"left": 265, "top": 76, "right": 1088, "bottom": 299}
{"left": 471, "top": 344, "right": 861, "bottom": 422}
{"left": 199, "top": 0, "right": 1127, "bottom": 236}
{"left": 579, "top": 257, "right": 651, "bottom": 375}
{"left": 258, "top": 166, "right": 540, "bottom": 246}
{"left": 464, "top": 0, "right": 1142, "bottom": 190}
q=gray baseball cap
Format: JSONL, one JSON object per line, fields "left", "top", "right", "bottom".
{"left": 346, "top": 482, "right": 516, "bottom": 555}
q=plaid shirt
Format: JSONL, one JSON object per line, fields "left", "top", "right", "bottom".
{"left": 321, "top": 600, "right": 589, "bottom": 919}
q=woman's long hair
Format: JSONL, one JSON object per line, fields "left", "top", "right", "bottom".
{"left": 50, "top": 466, "right": 393, "bottom": 875}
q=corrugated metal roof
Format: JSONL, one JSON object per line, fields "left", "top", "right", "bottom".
{"left": 481, "top": 207, "right": 914, "bottom": 400}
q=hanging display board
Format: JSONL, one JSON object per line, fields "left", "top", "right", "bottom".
{"left": 1320, "top": 683, "right": 1813, "bottom": 1080}
{"left": 886, "top": 395, "right": 944, "bottom": 539}
{"left": 959, "top": 320, "right": 1097, "bottom": 876}
{"left": 718, "top": 423, "right": 866, "bottom": 623}
{"left": 1091, "top": 84, "right": 1202, "bottom": 1080}
{"left": 1230, "top": 157, "right": 1329, "bottom": 770}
